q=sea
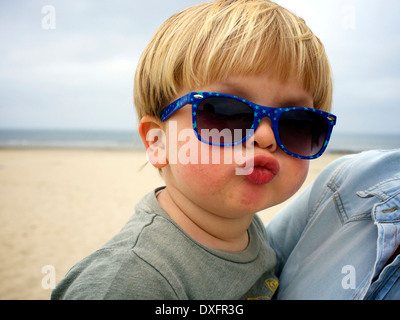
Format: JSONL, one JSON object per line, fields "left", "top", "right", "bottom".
{"left": 0, "top": 129, "right": 144, "bottom": 150}
{"left": 0, "top": 129, "right": 399, "bottom": 153}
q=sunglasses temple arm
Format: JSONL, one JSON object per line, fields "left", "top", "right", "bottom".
{"left": 160, "top": 93, "right": 193, "bottom": 121}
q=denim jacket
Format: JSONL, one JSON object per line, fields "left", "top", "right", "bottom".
{"left": 266, "top": 149, "right": 400, "bottom": 300}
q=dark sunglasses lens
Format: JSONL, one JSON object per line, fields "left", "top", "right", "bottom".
{"left": 196, "top": 97, "right": 254, "bottom": 144}
{"left": 279, "top": 110, "right": 328, "bottom": 157}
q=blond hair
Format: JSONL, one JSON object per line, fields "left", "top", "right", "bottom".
{"left": 134, "top": 0, "right": 332, "bottom": 120}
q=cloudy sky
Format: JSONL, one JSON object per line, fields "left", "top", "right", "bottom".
{"left": 1, "top": 0, "right": 399, "bottom": 134}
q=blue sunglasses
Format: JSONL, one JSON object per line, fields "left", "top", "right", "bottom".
{"left": 161, "top": 92, "right": 337, "bottom": 159}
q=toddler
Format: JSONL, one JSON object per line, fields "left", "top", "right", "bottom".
{"left": 52, "top": 0, "right": 336, "bottom": 300}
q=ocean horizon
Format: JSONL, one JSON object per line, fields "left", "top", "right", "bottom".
{"left": 0, "top": 129, "right": 399, "bottom": 154}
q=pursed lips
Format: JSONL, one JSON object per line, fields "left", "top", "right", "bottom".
{"left": 242, "top": 154, "right": 280, "bottom": 185}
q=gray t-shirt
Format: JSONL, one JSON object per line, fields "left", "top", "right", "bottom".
{"left": 51, "top": 188, "right": 278, "bottom": 300}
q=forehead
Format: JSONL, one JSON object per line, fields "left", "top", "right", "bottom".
{"left": 189, "top": 74, "right": 314, "bottom": 108}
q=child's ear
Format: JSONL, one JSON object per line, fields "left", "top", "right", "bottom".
{"left": 138, "top": 115, "right": 168, "bottom": 169}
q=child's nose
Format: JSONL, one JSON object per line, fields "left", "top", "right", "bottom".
{"left": 252, "top": 118, "right": 278, "bottom": 152}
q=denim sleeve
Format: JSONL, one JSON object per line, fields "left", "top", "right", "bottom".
{"left": 265, "top": 155, "right": 353, "bottom": 276}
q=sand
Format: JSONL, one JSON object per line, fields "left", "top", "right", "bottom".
{"left": 0, "top": 148, "right": 345, "bottom": 300}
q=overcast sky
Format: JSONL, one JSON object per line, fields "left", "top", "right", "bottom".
{"left": 0, "top": 0, "right": 399, "bottom": 134}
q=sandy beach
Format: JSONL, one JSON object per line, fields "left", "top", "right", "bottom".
{"left": 0, "top": 148, "right": 345, "bottom": 300}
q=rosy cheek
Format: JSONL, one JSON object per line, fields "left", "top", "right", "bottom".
{"left": 172, "top": 137, "right": 232, "bottom": 180}
{"left": 178, "top": 163, "right": 227, "bottom": 194}
{"left": 295, "top": 159, "right": 309, "bottom": 182}
{"left": 282, "top": 158, "right": 309, "bottom": 196}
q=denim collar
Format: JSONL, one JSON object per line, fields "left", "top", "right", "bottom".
{"left": 357, "top": 176, "right": 400, "bottom": 223}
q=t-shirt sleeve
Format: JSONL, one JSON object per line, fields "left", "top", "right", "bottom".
{"left": 51, "top": 248, "right": 180, "bottom": 300}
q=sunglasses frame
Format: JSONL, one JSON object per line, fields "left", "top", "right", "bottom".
{"left": 161, "top": 92, "right": 337, "bottom": 159}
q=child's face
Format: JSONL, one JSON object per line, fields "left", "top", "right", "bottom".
{"left": 162, "top": 73, "right": 311, "bottom": 217}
